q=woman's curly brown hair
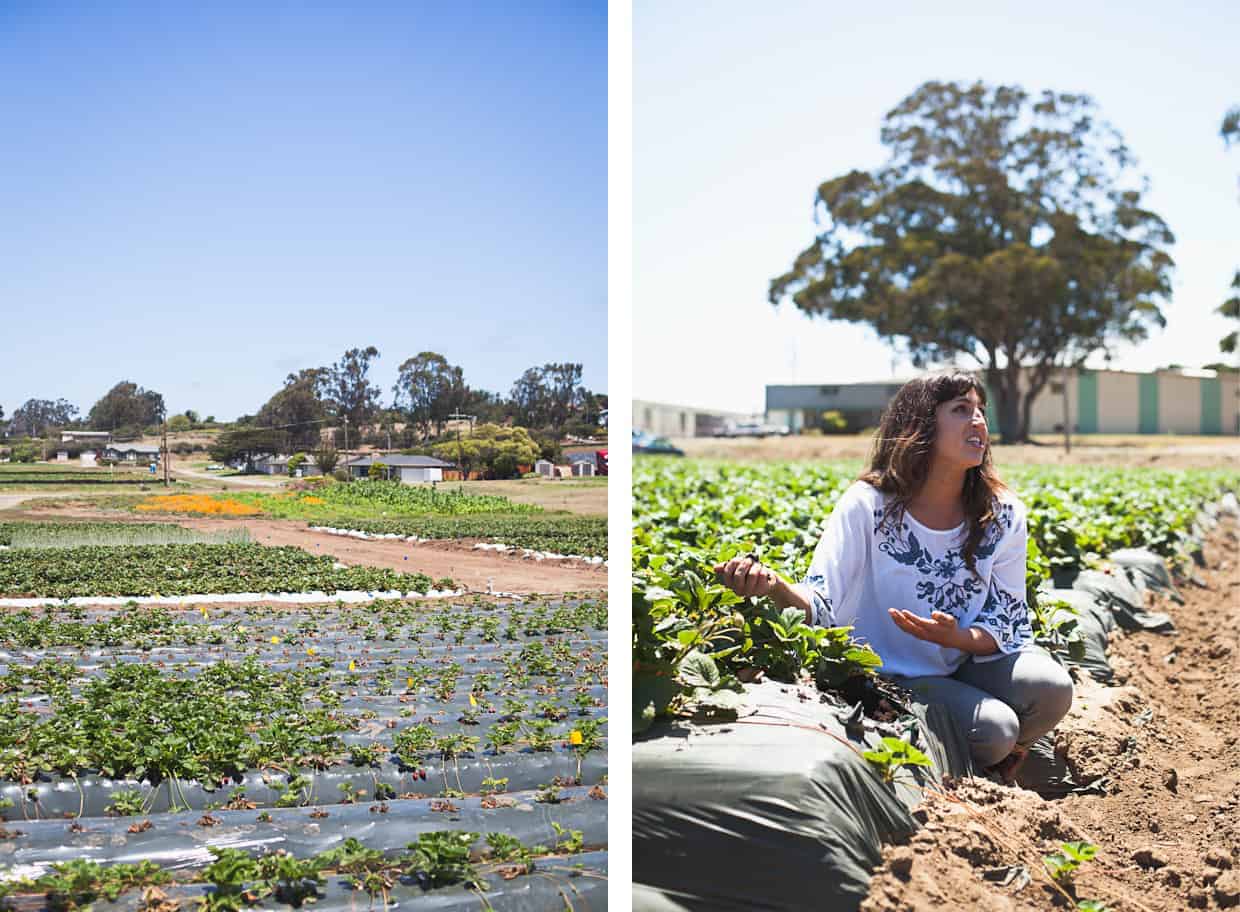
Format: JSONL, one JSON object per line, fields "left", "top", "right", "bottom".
{"left": 859, "top": 372, "right": 1008, "bottom": 573}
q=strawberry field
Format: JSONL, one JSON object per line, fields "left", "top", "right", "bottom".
{"left": 632, "top": 457, "right": 1238, "bottom": 910}
{"left": 633, "top": 460, "right": 1236, "bottom": 720}
{"left": 0, "top": 597, "right": 608, "bottom": 908}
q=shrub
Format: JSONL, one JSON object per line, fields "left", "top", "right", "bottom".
{"left": 820, "top": 410, "right": 849, "bottom": 434}
{"left": 368, "top": 461, "right": 388, "bottom": 480}
{"left": 491, "top": 453, "right": 519, "bottom": 479}
{"left": 314, "top": 444, "right": 340, "bottom": 475}
{"left": 287, "top": 453, "right": 307, "bottom": 476}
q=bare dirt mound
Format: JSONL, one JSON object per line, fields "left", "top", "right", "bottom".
{"left": 862, "top": 519, "right": 1240, "bottom": 912}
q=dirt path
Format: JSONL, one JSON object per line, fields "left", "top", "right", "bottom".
{"left": 862, "top": 517, "right": 1240, "bottom": 912}
{"left": 236, "top": 519, "right": 606, "bottom": 595}
{"left": 678, "top": 436, "right": 1240, "bottom": 470}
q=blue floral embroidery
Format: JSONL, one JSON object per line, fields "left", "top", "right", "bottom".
{"left": 974, "top": 582, "right": 1033, "bottom": 651}
{"left": 803, "top": 572, "right": 834, "bottom": 626}
{"left": 975, "top": 501, "right": 1015, "bottom": 561}
{"left": 872, "top": 507, "right": 980, "bottom": 617}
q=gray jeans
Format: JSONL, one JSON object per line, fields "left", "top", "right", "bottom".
{"left": 887, "top": 646, "right": 1074, "bottom": 768}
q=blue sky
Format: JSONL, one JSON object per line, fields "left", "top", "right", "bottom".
{"left": 634, "top": 0, "right": 1240, "bottom": 412}
{"left": 0, "top": 2, "right": 606, "bottom": 422}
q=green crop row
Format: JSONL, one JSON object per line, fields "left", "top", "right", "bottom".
{"left": 0, "top": 521, "right": 250, "bottom": 548}
{"left": 0, "top": 544, "right": 434, "bottom": 598}
{"left": 632, "top": 459, "right": 1236, "bottom": 730}
{"left": 324, "top": 514, "right": 608, "bottom": 557}
{"left": 228, "top": 480, "right": 543, "bottom": 519}
{"left": 0, "top": 599, "right": 608, "bottom": 650}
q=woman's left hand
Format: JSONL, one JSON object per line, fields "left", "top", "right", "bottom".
{"left": 888, "top": 608, "right": 961, "bottom": 648}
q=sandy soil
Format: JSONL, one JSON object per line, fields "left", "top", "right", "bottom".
{"left": 677, "top": 435, "right": 1240, "bottom": 470}
{"left": 236, "top": 519, "right": 606, "bottom": 595}
{"left": 861, "top": 517, "right": 1240, "bottom": 912}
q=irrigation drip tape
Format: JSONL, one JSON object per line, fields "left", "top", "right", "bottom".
{"left": 2, "top": 753, "right": 609, "bottom": 819}
{"left": 0, "top": 788, "right": 607, "bottom": 876}
{"left": 66, "top": 852, "right": 611, "bottom": 912}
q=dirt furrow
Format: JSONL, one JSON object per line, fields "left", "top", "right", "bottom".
{"left": 862, "top": 517, "right": 1240, "bottom": 912}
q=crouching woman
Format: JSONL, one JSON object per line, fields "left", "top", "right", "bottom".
{"left": 715, "top": 373, "right": 1073, "bottom": 780}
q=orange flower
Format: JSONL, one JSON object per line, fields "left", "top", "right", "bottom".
{"left": 135, "top": 494, "right": 262, "bottom": 516}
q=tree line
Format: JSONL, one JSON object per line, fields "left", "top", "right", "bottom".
{"left": 0, "top": 352, "right": 605, "bottom": 460}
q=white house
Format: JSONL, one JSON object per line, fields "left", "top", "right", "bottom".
{"left": 62, "top": 430, "right": 112, "bottom": 444}
{"left": 104, "top": 444, "right": 161, "bottom": 463}
{"left": 343, "top": 454, "right": 453, "bottom": 483}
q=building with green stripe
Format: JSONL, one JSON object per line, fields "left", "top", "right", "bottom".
{"left": 764, "top": 368, "right": 1238, "bottom": 436}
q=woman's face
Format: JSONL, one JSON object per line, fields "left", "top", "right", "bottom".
{"left": 930, "top": 388, "right": 989, "bottom": 471}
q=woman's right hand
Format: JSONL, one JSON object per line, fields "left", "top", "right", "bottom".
{"left": 713, "top": 554, "right": 779, "bottom": 598}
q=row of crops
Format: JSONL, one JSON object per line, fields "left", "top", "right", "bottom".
{"left": 314, "top": 515, "right": 609, "bottom": 559}
{"left": 0, "top": 597, "right": 608, "bottom": 907}
{"left": 0, "top": 542, "right": 443, "bottom": 599}
{"left": 632, "top": 460, "right": 1238, "bottom": 726}
{"left": 130, "top": 480, "right": 546, "bottom": 521}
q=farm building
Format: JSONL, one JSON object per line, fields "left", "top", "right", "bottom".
{"left": 765, "top": 367, "right": 1240, "bottom": 436}
{"left": 343, "top": 454, "right": 453, "bottom": 483}
{"left": 61, "top": 430, "right": 112, "bottom": 444}
{"left": 634, "top": 399, "right": 754, "bottom": 438}
{"left": 252, "top": 455, "right": 323, "bottom": 477}
{"left": 104, "top": 444, "right": 161, "bottom": 463}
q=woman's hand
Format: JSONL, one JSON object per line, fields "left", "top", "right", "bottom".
{"left": 713, "top": 554, "right": 778, "bottom": 599}
{"left": 888, "top": 608, "right": 963, "bottom": 649}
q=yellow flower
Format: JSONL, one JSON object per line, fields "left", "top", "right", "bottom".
{"left": 270, "top": 636, "right": 281, "bottom": 644}
{"left": 569, "top": 730, "right": 583, "bottom": 746}
{"left": 348, "top": 660, "right": 356, "bottom": 672}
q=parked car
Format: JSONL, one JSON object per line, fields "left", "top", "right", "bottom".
{"left": 714, "top": 420, "right": 791, "bottom": 438}
{"left": 633, "top": 431, "right": 685, "bottom": 457}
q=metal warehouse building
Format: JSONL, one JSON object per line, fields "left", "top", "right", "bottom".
{"left": 766, "top": 368, "right": 1240, "bottom": 436}
{"left": 634, "top": 400, "right": 754, "bottom": 438}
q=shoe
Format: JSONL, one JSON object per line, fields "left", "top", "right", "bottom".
{"left": 988, "top": 747, "right": 1029, "bottom": 785}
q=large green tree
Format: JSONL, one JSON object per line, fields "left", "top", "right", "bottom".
{"left": 1218, "top": 106, "right": 1239, "bottom": 355}
{"left": 769, "top": 81, "right": 1173, "bottom": 441}
{"left": 509, "top": 363, "right": 585, "bottom": 431}
{"left": 255, "top": 368, "right": 331, "bottom": 448}
{"left": 322, "top": 346, "right": 382, "bottom": 429}
{"left": 88, "top": 382, "right": 166, "bottom": 433}
{"left": 8, "top": 398, "right": 79, "bottom": 437}
{"left": 392, "top": 352, "right": 466, "bottom": 439}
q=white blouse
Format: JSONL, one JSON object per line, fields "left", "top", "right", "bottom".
{"left": 801, "top": 480, "right": 1033, "bottom": 678}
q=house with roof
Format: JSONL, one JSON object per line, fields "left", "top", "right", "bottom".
{"left": 62, "top": 430, "right": 112, "bottom": 444}
{"left": 103, "top": 444, "right": 161, "bottom": 463}
{"left": 343, "top": 454, "right": 453, "bottom": 483}
{"left": 252, "top": 454, "right": 323, "bottom": 476}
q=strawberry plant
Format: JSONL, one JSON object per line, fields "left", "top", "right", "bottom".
{"left": 862, "top": 737, "right": 933, "bottom": 784}
{"left": 1044, "top": 841, "right": 1099, "bottom": 882}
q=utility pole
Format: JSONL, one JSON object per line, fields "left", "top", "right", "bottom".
{"left": 1061, "top": 367, "right": 1072, "bottom": 455}
{"left": 162, "top": 421, "right": 170, "bottom": 486}
{"left": 447, "top": 410, "right": 476, "bottom": 480}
